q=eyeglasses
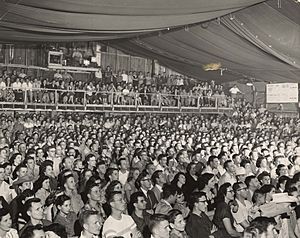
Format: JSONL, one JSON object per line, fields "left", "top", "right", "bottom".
{"left": 198, "top": 200, "right": 207, "bottom": 203}
{"left": 237, "top": 187, "right": 248, "bottom": 191}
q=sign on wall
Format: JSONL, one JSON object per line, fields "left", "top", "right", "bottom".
{"left": 266, "top": 83, "right": 299, "bottom": 103}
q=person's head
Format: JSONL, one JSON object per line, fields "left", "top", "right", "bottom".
{"left": 136, "top": 171, "right": 152, "bottom": 190}
{"left": 62, "top": 157, "right": 73, "bottom": 170}
{"left": 260, "top": 184, "right": 276, "bottom": 203}
{"left": 224, "top": 160, "right": 236, "bottom": 174}
{"left": 151, "top": 170, "right": 166, "bottom": 186}
{"left": 85, "top": 154, "right": 97, "bottom": 169}
{"left": 44, "top": 223, "right": 67, "bottom": 238}
{"left": 33, "top": 175, "right": 50, "bottom": 193}
{"left": 233, "top": 182, "right": 248, "bottom": 199}
{"left": 0, "top": 208, "right": 12, "bottom": 232}
{"left": 276, "top": 164, "right": 289, "bottom": 177}
{"left": 149, "top": 214, "right": 170, "bottom": 238}
{"left": 171, "top": 172, "right": 186, "bottom": 188}
{"left": 128, "top": 191, "right": 147, "bottom": 215}
{"left": 108, "top": 191, "right": 127, "bottom": 213}
{"left": 207, "top": 155, "right": 220, "bottom": 169}
{"left": 258, "top": 172, "right": 271, "bottom": 185}
{"left": 104, "top": 168, "right": 119, "bottom": 182}
{"left": 55, "top": 194, "right": 71, "bottom": 216}
{"left": 24, "top": 198, "right": 44, "bottom": 222}
{"left": 277, "top": 175, "right": 290, "bottom": 191}
{"left": 127, "top": 167, "right": 140, "bottom": 182}
{"left": 216, "top": 183, "right": 234, "bottom": 202}
{"left": 24, "top": 156, "right": 35, "bottom": 170}
{"left": 161, "top": 184, "right": 177, "bottom": 204}
{"left": 62, "top": 174, "right": 76, "bottom": 191}
{"left": 20, "top": 224, "right": 46, "bottom": 238}
{"left": 232, "top": 154, "right": 241, "bottom": 166}
{"left": 145, "top": 162, "right": 156, "bottom": 177}
{"left": 168, "top": 209, "right": 186, "bottom": 232}
{"left": 40, "top": 161, "right": 53, "bottom": 177}
{"left": 85, "top": 182, "right": 102, "bottom": 202}
{"left": 188, "top": 191, "right": 208, "bottom": 213}
{"left": 186, "top": 162, "right": 197, "bottom": 176}
{"left": 79, "top": 210, "right": 102, "bottom": 236}
{"left": 13, "top": 163, "right": 28, "bottom": 179}
{"left": 249, "top": 217, "right": 277, "bottom": 238}
{"left": 198, "top": 173, "right": 216, "bottom": 190}
{"left": 245, "top": 175, "right": 260, "bottom": 190}
{"left": 117, "top": 157, "right": 128, "bottom": 171}
{"left": 252, "top": 189, "right": 266, "bottom": 205}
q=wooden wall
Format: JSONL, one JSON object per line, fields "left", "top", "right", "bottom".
{"left": 101, "top": 46, "right": 153, "bottom": 73}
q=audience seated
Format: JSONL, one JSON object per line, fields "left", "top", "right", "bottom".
{"left": 0, "top": 68, "right": 236, "bottom": 108}
{"left": 0, "top": 104, "right": 299, "bottom": 237}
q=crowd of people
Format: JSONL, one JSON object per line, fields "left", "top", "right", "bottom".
{"left": 0, "top": 68, "right": 235, "bottom": 107}
{"left": 0, "top": 99, "right": 299, "bottom": 238}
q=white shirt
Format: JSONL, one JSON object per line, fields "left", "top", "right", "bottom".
{"left": 102, "top": 214, "right": 137, "bottom": 238}
{"left": 232, "top": 198, "right": 252, "bottom": 232}
{"left": 0, "top": 181, "right": 13, "bottom": 203}
{"left": 119, "top": 170, "right": 129, "bottom": 186}
{"left": 229, "top": 87, "right": 241, "bottom": 94}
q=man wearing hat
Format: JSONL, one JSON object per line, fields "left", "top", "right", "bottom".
{"left": 11, "top": 175, "right": 33, "bottom": 198}
{"left": 236, "top": 167, "right": 247, "bottom": 183}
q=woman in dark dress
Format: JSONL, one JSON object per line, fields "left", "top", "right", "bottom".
{"left": 212, "top": 183, "right": 242, "bottom": 238}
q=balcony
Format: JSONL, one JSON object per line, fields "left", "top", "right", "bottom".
{"left": 0, "top": 87, "right": 233, "bottom": 114}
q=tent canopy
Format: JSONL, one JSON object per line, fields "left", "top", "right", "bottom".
{"left": 0, "top": 0, "right": 299, "bottom": 82}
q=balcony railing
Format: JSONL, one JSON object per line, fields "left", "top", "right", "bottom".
{"left": 0, "top": 87, "right": 233, "bottom": 113}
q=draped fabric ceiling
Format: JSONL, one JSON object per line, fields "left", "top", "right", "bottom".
{"left": 0, "top": 0, "right": 299, "bottom": 82}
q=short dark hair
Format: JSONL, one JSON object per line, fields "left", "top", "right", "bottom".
{"left": 128, "top": 191, "right": 146, "bottom": 215}
{"left": 223, "top": 160, "right": 233, "bottom": 170}
{"left": 148, "top": 214, "right": 168, "bottom": 233}
{"left": 44, "top": 223, "right": 67, "bottom": 238}
{"left": 167, "top": 209, "right": 182, "bottom": 224}
{"left": 161, "top": 184, "right": 177, "bottom": 199}
{"left": 249, "top": 217, "right": 276, "bottom": 235}
{"left": 107, "top": 191, "right": 123, "bottom": 205}
{"left": 207, "top": 155, "right": 218, "bottom": 165}
{"left": 78, "top": 210, "right": 99, "bottom": 227}
{"left": 20, "top": 224, "right": 44, "bottom": 238}
{"left": 257, "top": 171, "right": 270, "bottom": 182}
{"left": 151, "top": 170, "right": 162, "bottom": 185}
{"left": 24, "top": 198, "right": 41, "bottom": 213}
{"left": 188, "top": 191, "right": 206, "bottom": 210}
{"left": 55, "top": 194, "right": 71, "bottom": 207}
{"left": 245, "top": 175, "right": 256, "bottom": 187}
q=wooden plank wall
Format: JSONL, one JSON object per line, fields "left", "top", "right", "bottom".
{"left": 101, "top": 46, "right": 152, "bottom": 73}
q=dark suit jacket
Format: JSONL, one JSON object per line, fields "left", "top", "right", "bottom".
{"left": 139, "top": 189, "right": 158, "bottom": 210}
{"left": 151, "top": 185, "right": 162, "bottom": 202}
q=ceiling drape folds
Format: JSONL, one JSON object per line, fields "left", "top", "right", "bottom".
{"left": 0, "top": 0, "right": 264, "bottom": 41}
{"left": 0, "top": 0, "right": 299, "bottom": 83}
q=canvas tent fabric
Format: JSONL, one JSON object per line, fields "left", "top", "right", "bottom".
{"left": 0, "top": 0, "right": 299, "bottom": 82}
{"left": 0, "top": 0, "right": 264, "bottom": 41}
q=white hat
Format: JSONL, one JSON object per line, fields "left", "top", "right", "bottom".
{"left": 235, "top": 167, "right": 246, "bottom": 176}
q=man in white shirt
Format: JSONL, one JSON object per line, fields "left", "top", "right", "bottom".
{"left": 229, "top": 84, "right": 242, "bottom": 98}
{"left": 79, "top": 210, "right": 102, "bottom": 238}
{"left": 219, "top": 160, "right": 237, "bottom": 186}
{"left": 121, "top": 70, "right": 128, "bottom": 83}
{"left": 102, "top": 191, "right": 141, "bottom": 238}
{"left": 118, "top": 157, "right": 129, "bottom": 186}
{"left": 232, "top": 182, "right": 252, "bottom": 232}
